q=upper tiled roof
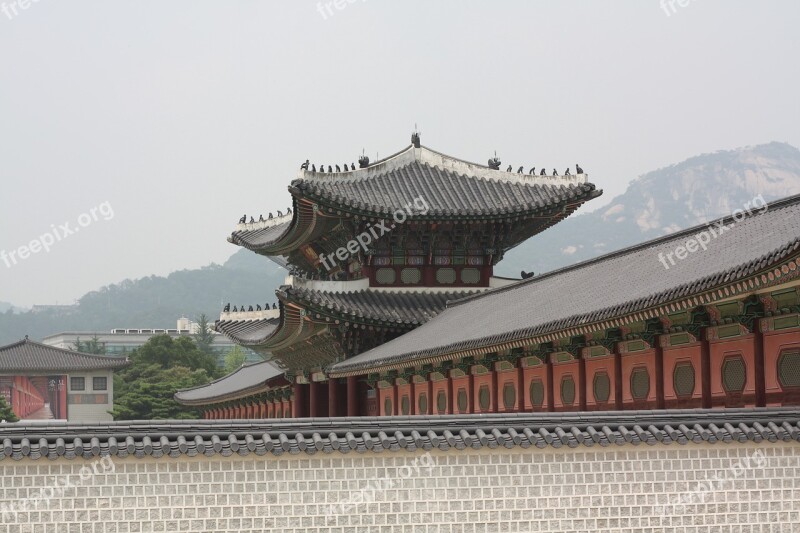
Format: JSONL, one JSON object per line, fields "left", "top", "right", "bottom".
{"left": 329, "top": 194, "right": 800, "bottom": 375}
{"left": 174, "top": 360, "right": 285, "bottom": 405}
{"left": 282, "top": 287, "right": 478, "bottom": 326}
{"left": 227, "top": 144, "right": 601, "bottom": 256}
{"left": 0, "top": 338, "right": 129, "bottom": 372}
{"left": 1, "top": 408, "right": 797, "bottom": 460}
{"left": 292, "top": 158, "right": 599, "bottom": 218}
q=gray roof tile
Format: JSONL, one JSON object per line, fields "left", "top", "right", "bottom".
{"left": 0, "top": 338, "right": 129, "bottom": 372}
{"left": 293, "top": 160, "right": 599, "bottom": 218}
{"left": 330, "top": 194, "right": 800, "bottom": 374}
{"left": 174, "top": 360, "right": 285, "bottom": 404}
{"left": 1, "top": 408, "right": 797, "bottom": 460}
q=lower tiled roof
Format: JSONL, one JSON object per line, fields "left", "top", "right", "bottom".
{"left": 282, "top": 287, "right": 479, "bottom": 326}
{"left": 329, "top": 193, "right": 800, "bottom": 375}
{"left": 174, "top": 360, "right": 285, "bottom": 405}
{"left": 1, "top": 408, "right": 797, "bottom": 460}
{"left": 0, "top": 338, "right": 129, "bottom": 372}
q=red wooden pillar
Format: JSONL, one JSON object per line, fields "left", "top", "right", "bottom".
{"left": 347, "top": 376, "right": 359, "bottom": 416}
{"left": 292, "top": 382, "right": 305, "bottom": 418}
{"left": 309, "top": 380, "right": 321, "bottom": 417}
{"left": 754, "top": 320, "right": 766, "bottom": 407}
{"left": 328, "top": 378, "right": 339, "bottom": 417}
{"left": 655, "top": 340, "right": 665, "bottom": 410}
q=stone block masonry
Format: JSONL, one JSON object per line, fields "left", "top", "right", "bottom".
{"left": 1, "top": 442, "right": 799, "bottom": 532}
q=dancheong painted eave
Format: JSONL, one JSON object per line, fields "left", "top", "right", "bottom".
{"left": 327, "top": 193, "right": 800, "bottom": 377}
{"left": 227, "top": 143, "right": 602, "bottom": 255}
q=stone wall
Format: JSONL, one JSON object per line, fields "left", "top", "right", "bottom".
{"left": 1, "top": 442, "right": 798, "bottom": 532}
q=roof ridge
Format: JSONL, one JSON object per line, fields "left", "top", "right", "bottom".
{"left": 449, "top": 192, "right": 800, "bottom": 309}
{"left": 174, "top": 359, "right": 274, "bottom": 393}
{"left": 0, "top": 337, "right": 127, "bottom": 362}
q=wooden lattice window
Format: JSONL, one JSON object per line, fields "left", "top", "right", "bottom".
{"left": 560, "top": 376, "right": 575, "bottom": 405}
{"left": 502, "top": 383, "right": 516, "bottom": 409}
{"left": 418, "top": 394, "right": 428, "bottom": 414}
{"left": 529, "top": 380, "right": 545, "bottom": 407}
{"left": 401, "top": 395, "right": 410, "bottom": 415}
{"left": 630, "top": 368, "right": 650, "bottom": 400}
{"left": 478, "top": 385, "right": 490, "bottom": 411}
{"left": 722, "top": 356, "right": 746, "bottom": 393}
{"left": 384, "top": 397, "right": 393, "bottom": 416}
{"left": 593, "top": 372, "right": 610, "bottom": 403}
{"left": 457, "top": 389, "right": 468, "bottom": 413}
{"left": 673, "top": 362, "right": 696, "bottom": 397}
{"left": 436, "top": 390, "right": 447, "bottom": 414}
{"left": 778, "top": 350, "right": 800, "bottom": 389}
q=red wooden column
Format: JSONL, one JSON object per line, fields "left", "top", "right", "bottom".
{"left": 328, "top": 378, "right": 339, "bottom": 417}
{"left": 346, "top": 376, "right": 359, "bottom": 416}
{"left": 292, "top": 382, "right": 305, "bottom": 418}
{"left": 309, "top": 380, "right": 321, "bottom": 417}
{"left": 700, "top": 332, "right": 712, "bottom": 408}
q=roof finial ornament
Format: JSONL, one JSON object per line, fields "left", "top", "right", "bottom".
{"left": 552, "top": 168, "right": 559, "bottom": 176}
{"left": 517, "top": 166, "right": 524, "bottom": 174}
{"left": 521, "top": 271, "right": 535, "bottom": 280}
{"left": 506, "top": 164, "right": 513, "bottom": 172}
{"left": 358, "top": 148, "right": 370, "bottom": 168}
{"left": 239, "top": 214, "right": 246, "bottom": 224}
{"left": 335, "top": 164, "right": 341, "bottom": 172}
{"left": 564, "top": 167, "right": 571, "bottom": 176}
{"left": 529, "top": 167, "right": 535, "bottom": 175}
{"left": 300, "top": 159, "right": 309, "bottom": 170}
{"left": 576, "top": 163, "right": 584, "bottom": 174}
{"left": 488, "top": 151, "right": 501, "bottom": 170}
{"left": 411, "top": 126, "right": 421, "bottom": 148}
{"left": 223, "top": 303, "right": 230, "bottom": 312}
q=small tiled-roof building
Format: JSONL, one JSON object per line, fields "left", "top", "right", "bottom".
{"left": 0, "top": 337, "right": 128, "bottom": 422}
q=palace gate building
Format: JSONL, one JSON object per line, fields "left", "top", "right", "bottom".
{"left": 176, "top": 135, "right": 800, "bottom": 419}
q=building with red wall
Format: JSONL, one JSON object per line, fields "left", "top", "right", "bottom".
{"left": 176, "top": 136, "right": 800, "bottom": 419}
{"left": 0, "top": 337, "right": 128, "bottom": 421}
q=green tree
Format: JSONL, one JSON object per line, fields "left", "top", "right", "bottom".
{"left": 72, "top": 335, "right": 106, "bottom": 355}
{"left": 193, "top": 314, "right": 216, "bottom": 356}
{"left": 223, "top": 345, "right": 248, "bottom": 374}
{"left": 110, "top": 334, "right": 219, "bottom": 420}
{"left": 110, "top": 364, "right": 209, "bottom": 420}
{"left": 0, "top": 395, "right": 19, "bottom": 423}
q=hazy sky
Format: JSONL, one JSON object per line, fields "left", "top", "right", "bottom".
{"left": 0, "top": 0, "right": 798, "bottom": 307}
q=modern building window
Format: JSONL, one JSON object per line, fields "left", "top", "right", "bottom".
{"left": 70, "top": 377, "right": 85, "bottom": 391}
{"left": 93, "top": 377, "right": 108, "bottom": 391}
